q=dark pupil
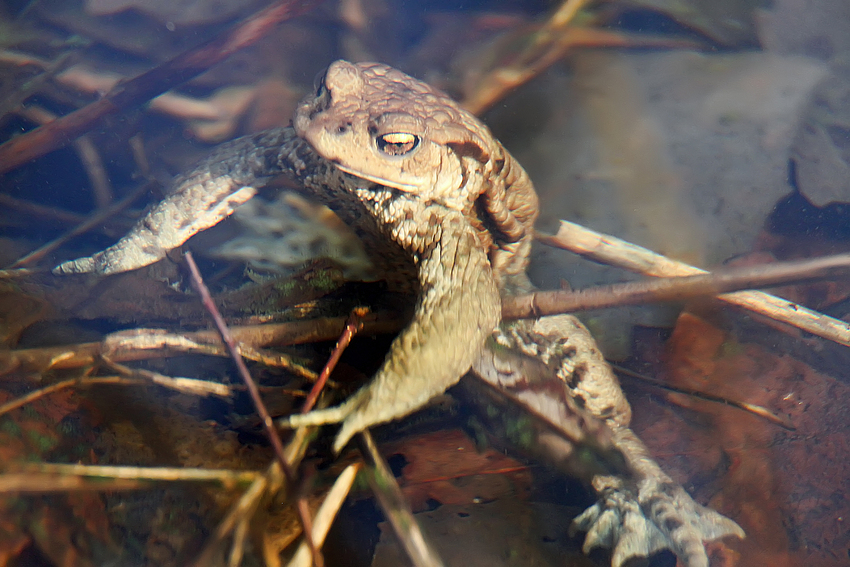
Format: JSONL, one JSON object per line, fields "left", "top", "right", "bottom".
{"left": 313, "top": 69, "right": 328, "bottom": 97}
{"left": 377, "top": 134, "right": 419, "bottom": 156}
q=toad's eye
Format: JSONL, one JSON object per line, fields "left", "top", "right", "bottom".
{"left": 313, "top": 69, "right": 328, "bottom": 97}
{"left": 376, "top": 132, "right": 419, "bottom": 156}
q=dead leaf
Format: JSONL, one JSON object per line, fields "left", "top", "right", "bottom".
{"left": 380, "top": 429, "right": 531, "bottom": 512}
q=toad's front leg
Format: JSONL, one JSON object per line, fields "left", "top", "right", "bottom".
{"left": 280, "top": 207, "right": 501, "bottom": 453}
{"left": 53, "top": 128, "right": 301, "bottom": 276}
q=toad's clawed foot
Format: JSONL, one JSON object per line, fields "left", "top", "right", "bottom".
{"left": 570, "top": 477, "right": 744, "bottom": 567}
{"left": 280, "top": 405, "right": 352, "bottom": 428}
{"left": 278, "top": 402, "right": 355, "bottom": 450}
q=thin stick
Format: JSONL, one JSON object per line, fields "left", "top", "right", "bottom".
{"left": 7, "top": 181, "right": 151, "bottom": 269}
{"left": 502, "top": 252, "right": 850, "bottom": 319}
{"left": 103, "top": 329, "right": 317, "bottom": 380}
{"left": 191, "top": 425, "right": 314, "bottom": 567}
{"left": 17, "top": 105, "right": 114, "bottom": 207}
{"left": 0, "top": 0, "right": 322, "bottom": 174}
{"left": 1, "top": 314, "right": 404, "bottom": 375}
{"left": 238, "top": 344, "right": 318, "bottom": 382}
{"left": 0, "top": 474, "right": 144, "bottom": 493}
{"left": 357, "top": 430, "right": 445, "bottom": 567}
{"left": 193, "top": 472, "right": 271, "bottom": 567}
{"left": 0, "top": 193, "right": 86, "bottom": 225}
{"left": 611, "top": 364, "right": 795, "bottom": 430}
{"left": 103, "top": 358, "right": 233, "bottom": 397}
{"left": 229, "top": 515, "right": 251, "bottom": 567}
{"left": 540, "top": 220, "right": 850, "bottom": 348}
{"left": 184, "top": 252, "right": 323, "bottom": 567}
{"left": 19, "top": 243, "right": 843, "bottom": 378}
{"left": 463, "top": 0, "right": 589, "bottom": 115}
{"left": 462, "top": 0, "right": 700, "bottom": 115}
{"left": 0, "top": 51, "right": 76, "bottom": 118}
{"left": 0, "top": 376, "right": 139, "bottom": 418}
{"left": 1, "top": 462, "right": 261, "bottom": 493}
{"left": 287, "top": 463, "right": 361, "bottom": 567}
{"left": 0, "top": 371, "right": 231, "bottom": 419}
{"left": 301, "top": 308, "right": 366, "bottom": 414}
{"left": 73, "top": 132, "right": 114, "bottom": 208}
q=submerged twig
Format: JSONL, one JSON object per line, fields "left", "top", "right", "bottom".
{"left": 229, "top": 515, "right": 251, "bottom": 567}
{"left": 0, "top": 363, "right": 232, "bottom": 419}
{"left": 502, "top": 251, "right": 850, "bottom": 319}
{"left": 101, "top": 328, "right": 317, "bottom": 380}
{"left": 302, "top": 308, "right": 366, "bottom": 413}
{"left": 463, "top": 0, "right": 589, "bottom": 114}
{"left": 0, "top": 0, "right": 322, "bottom": 174}
{"left": 539, "top": 220, "right": 850, "bottom": 348}
{"left": 611, "top": 364, "right": 795, "bottom": 430}
{"left": 191, "top": 425, "right": 315, "bottom": 567}
{"left": 6, "top": 181, "right": 151, "bottom": 269}
{"left": 462, "top": 0, "right": 700, "bottom": 115}
{"left": 0, "top": 50, "right": 77, "bottom": 118}
{"left": 0, "top": 315, "right": 403, "bottom": 376}
{"left": 0, "top": 193, "right": 86, "bottom": 225}
{"left": 0, "top": 376, "right": 139, "bottom": 418}
{"left": 103, "top": 358, "right": 233, "bottom": 398}
{"left": 287, "top": 463, "right": 361, "bottom": 567}
{"left": 184, "top": 252, "right": 322, "bottom": 567}
{"left": 357, "top": 430, "right": 445, "bottom": 567}
{"left": 194, "top": 470, "right": 273, "bottom": 567}
{"left": 73, "top": 131, "right": 114, "bottom": 208}
{"left": 237, "top": 344, "right": 319, "bottom": 382}
{"left": 17, "top": 104, "right": 113, "bottom": 207}
{"left": 0, "top": 463, "right": 261, "bottom": 493}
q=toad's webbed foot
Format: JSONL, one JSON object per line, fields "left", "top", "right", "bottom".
{"left": 501, "top": 315, "right": 744, "bottom": 567}
{"left": 571, "top": 471, "right": 744, "bottom": 567}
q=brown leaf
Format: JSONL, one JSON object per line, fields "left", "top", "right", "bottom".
{"left": 633, "top": 311, "right": 850, "bottom": 567}
{"left": 380, "top": 429, "right": 531, "bottom": 512}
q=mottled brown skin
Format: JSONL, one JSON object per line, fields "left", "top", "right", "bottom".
{"left": 294, "top": 62, "right": 538, "bottom": 287}
{"left": 54, "top": 61, "right": 742, "bottom": 567}
{"left": 283, "top": 61, "right": 542, "bottom": 449}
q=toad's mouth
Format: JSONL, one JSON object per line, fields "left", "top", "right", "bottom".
{"left": 333, "top": 162, "right": 418, "bottom": 192}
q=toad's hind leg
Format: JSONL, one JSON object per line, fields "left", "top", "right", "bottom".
{"left": 516, "top": 314, "right": 744, "bottom": 567}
